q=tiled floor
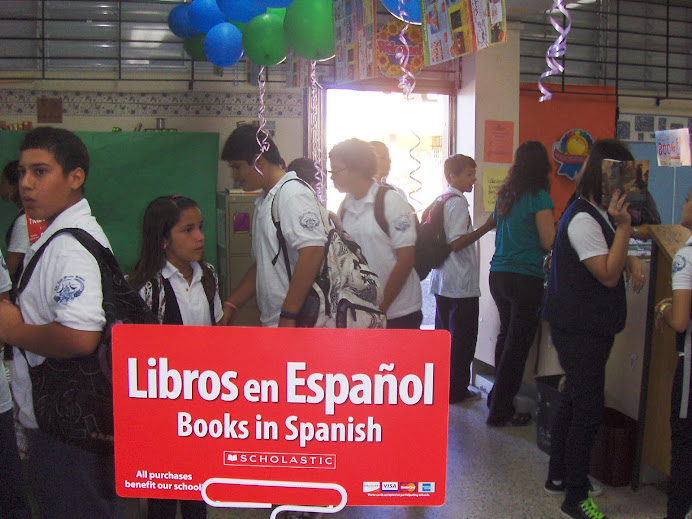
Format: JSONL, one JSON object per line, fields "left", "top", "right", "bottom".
{"left": 127, "top": 393, "right": 669, "bottom": 519}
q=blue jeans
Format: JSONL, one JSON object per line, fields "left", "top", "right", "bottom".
{"left": 0, "top": 410, "right": 31, "bottom": 519}
{"left": 26, "top": 428, "right": 126, "bottom": 519}
{"left": 547, "top": 327, "right": 614, "bottom": 505}
{"left": 434, "top": 295, "right": 479, "bottom": 402}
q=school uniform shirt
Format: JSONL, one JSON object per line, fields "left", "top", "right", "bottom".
{"left": 7, "top": 213, "right": 30, "bottom": 254}
{"left": 340, "top": 181, "right": 422, "bottom": 319}
{"left": 429, "top": 187, "right": 480, "bottom": 299}
{"left": 567, "top": 198, "right": 614, "bottom": 261}
{"left": 0, "top": 250, "right": 12, "bottom": 415}
{"left": 11, "top": 199, "right": 110, "bottom": 429}
{"left": 139, "top": 261, "right": 223, "bottom": 325}
{"left": 672, "top": 236, "right": 692, "bottom": 292}
{"left": 252, "top": 172, "right": 327, "bottom": 327}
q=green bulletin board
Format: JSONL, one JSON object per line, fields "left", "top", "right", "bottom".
{"left": 0, "top": 131, "right": 219, "bottom": 274}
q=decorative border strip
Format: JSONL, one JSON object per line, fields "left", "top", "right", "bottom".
{"left": 0, "top": 89, "right": 303, "bottom": 118}
{"left": 617, "top": 113, "right": 692, "bottom": 143}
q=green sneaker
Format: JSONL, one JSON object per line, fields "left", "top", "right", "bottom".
{"left": 560, "top": 497, "right": 609, "bottom": 519}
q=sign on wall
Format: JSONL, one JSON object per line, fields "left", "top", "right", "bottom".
{"left": 655, "top": 128, "right": 691, "bottom": 167}
{"left": 552, "top": 129, "right": 594, "bottom": 180}
{"left": 113, "top": 326, "right": 450, "bottom": 513}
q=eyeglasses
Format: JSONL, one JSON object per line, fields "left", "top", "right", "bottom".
{"left": 328, "top": 167, "right": 347, "bottom": 175}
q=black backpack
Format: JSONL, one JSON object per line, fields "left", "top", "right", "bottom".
{"left": 17, "top": 227, "right": 157, "bottom": 452}
{"left": 344, "top": 185, "right": 460, "bottom": 281}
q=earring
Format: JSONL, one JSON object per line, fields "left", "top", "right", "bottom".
{"left": 163, "top": 243, "right": 167, "bottom": 250}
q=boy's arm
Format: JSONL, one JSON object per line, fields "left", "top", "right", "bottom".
{"left": 220, "top": 263, "right": 257, "bottom": 326}
{"left": 380, "top": 245, "right": 415, "bottom": 313}
{"left": 278, "top": 245, "right": 324, "bottom": 327}
{"left": 0, "top": 300, "right": 100, "bottom": 357}
{"left": 450, "top": 214, "right": 496, "bottom": 252}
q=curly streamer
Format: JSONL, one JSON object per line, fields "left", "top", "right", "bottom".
{"left": 254, "top": 66, "right": 270, "bottom": 177}
{"left": 309, "top": 60, "right": 326, "bottom": 200}
{"left": 537, "top": 0, "right": 572, "bottom": 102}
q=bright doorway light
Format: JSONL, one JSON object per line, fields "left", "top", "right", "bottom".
{"left": 324, "top": 89, "right": 450, "bottom": 213}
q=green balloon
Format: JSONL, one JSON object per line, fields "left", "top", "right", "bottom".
{"left": 284, "top": 0, "right": 334, "bottom": 61}
{"left": 243, "top": 14, "right": 287, "bottom": 66}
{"left": 267, "top": 7, "right": 286, "bottom": 21}
{"left": 183, "top": 35, "right": 207, "bottom": 61}
{"left": 231, "top": 20, "right": 246, "bottom": 32}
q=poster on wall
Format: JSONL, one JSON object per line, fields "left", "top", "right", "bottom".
{"left": 654, "top": 128, "right": 691, "bottom": 167}
{"left": 483, "top": 168, "right": 508, "bottom": 211}
{"left": 334, "top": 0, "right": 378, "bottom": 83}
{"left": 421, "top": 0, "right": 507, "bottom": 66}
{"left": 484, "top": 120, "right": 514, "bottom": 164}
{"left": 376, "top": 20, "right": 425, "bottom": 78}
{"left": 113, "top": 326, "right": 450, "bottom": 512}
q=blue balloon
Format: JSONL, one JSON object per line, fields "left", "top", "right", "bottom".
{"left": 380, "top": 0, "right": 421, "bottom": 24}
{"left": 168, "top": 5, "right": 200, "bottom": 39}
{"left": 203, "top": 23, "right": 244, "bottom": 67}
{"left": 252, "top": 0, "right": 294, "bottom": 8}
{"left": 217, "top": 0, "right": 266, "bottom": 23}
{"left": 189, "top": 0, "right": 226, "bottom": 33}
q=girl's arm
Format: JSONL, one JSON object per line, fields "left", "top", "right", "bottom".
{"left": 535, "top": 209, "right": 556, "bottom": 251}
{"left": 656, "top": 290, "right": 692, "bottom": 333}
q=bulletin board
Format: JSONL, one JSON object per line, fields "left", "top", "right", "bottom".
{"left": 0, "top": 131, "right": 219, "bottom": 273}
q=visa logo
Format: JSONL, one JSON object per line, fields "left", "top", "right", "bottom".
{"left": 382, "top": 482, "right": 398, "bottom": 492}
{"left": 418, "top": 482, "right": 435, "bottom": 493}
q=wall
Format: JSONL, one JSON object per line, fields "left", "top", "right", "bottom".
{"left": 0, "top": 83, "right": 305, "bottom": 192}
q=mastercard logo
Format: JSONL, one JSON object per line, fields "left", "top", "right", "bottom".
{"left": 400, "top": 482, "right": 416, "bottom": 493}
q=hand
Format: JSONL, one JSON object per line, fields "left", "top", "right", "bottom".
{"left": 483, "top": 214, "right": 496, "bottom": 230}
{"left": 654, "top": 298, "right": 672, "bottom": 331}
{"left": 625, "top": 256, "right": 646, "bottom": 292}
{"left": 607, "top": 190, "right": 632, "bottom": 227}
{"left": 218, "top": 306, "right": 235, "bottom": 326}
{"left": 0, "top": 300, "right": 23, "bottom": 344}
{"left": 278, "top": 317, "right": 296, "bottom": 328}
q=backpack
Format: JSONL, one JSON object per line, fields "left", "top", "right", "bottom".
{"left": 272, "top": 178, "right": 386, "bottom": 329}
{"left": 147, "top": 262, "right": 217, "bottom": 325}
{"left": 17, "top": 227, "right": 157, "bottom": 452}
{"left": 363, "top": 185, "right": 460, "bottom": 280}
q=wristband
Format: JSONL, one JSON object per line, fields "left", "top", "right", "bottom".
{"left": 223, "top": 301, "right": 238, "bottom": 312}
{"left": 280, "top": 309, "right": 300, "bottom": 320}
{"left": 656, "top": 302, "right": 672, "bottom": 315}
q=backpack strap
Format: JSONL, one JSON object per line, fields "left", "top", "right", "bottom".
{"left": 18, "top": 227, "right": 113, "bottom": 296}
{"left": 373, "top": 184, "right": 395, "bottom": 237}
{"left": 161, "top": 277, "right": 184, "bottom": 325}
{"left": 200, "top": 261, "right": 217, "bottom": 326}
{"left": 270, "top": 177, "right": 319, "bottom": 283}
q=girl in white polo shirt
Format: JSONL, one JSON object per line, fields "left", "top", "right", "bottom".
{"left": 129, "top": 195, "right": 222, "bottom": 519}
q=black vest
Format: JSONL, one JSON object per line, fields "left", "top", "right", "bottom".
{"left": 543, "top": 198, "right": 627, "bottom": 336}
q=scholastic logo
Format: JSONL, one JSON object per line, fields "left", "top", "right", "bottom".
{"left": 362, "top": 482, "right": 380, "bottom": 493}
{"left": 223, "top": 451, "right": 336, "bottom": 469}
{"left": 382, "top": 482, "right": 398, "bottom": 492}
{"left": 418, "top": 482, "right": 435, "bottom": 493}
{"left": 399, "top": 482, "right": 416, "bottom": 493}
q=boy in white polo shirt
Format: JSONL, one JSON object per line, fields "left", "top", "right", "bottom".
{"left": 219, "top": 125, "right": 326, "bottom": 327}
{"left": 429, "top": 155, "right": 495, "bottom": 403}
{"left": 0, "top": 127, "right": 126, "bottom": 518}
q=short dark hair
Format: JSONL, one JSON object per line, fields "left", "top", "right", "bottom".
{"left": 444, "top": 154, "right": 476, "bottom": 183}
{"left": 221, "top": 124, "right": 284, "bottom": 166}
{"left": 287, "top": 157, "right": 320, "bottom": 186}
{"left": 328, "top": 138, "right": 378, "bottom": 179}
{"left": 2, "top": 160, "right": 20, "bottom": 185}
{"left": 19, "top": 127, "right": 90, "bottom": 181}
{"left": 575, "top": 139, "right": 633, "bottom": 202}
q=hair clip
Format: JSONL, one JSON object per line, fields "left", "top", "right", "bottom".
{"left": 171, "top": 194, "right": 182, "bottom": 199}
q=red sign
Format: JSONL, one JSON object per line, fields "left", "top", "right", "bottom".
{"left": 112, "top": 326, "right": 450, "bottom": 512}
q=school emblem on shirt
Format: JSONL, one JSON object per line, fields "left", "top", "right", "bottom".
{"left": 299, "top": 212, "right": 321, "bottom": 231}
{"left": 53, "top": 275, "right": 86, "bottom": 304}
{"left": 393, "top": 215, "right": 411, "bottom": 232}
{"left": 672, "top": 254, "right": 686, "bottom": 273}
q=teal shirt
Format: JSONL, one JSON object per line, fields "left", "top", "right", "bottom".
{"left": 490, "top": 189, "right": 554, "bottom": 278}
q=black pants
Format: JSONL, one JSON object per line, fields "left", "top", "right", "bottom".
{"left": 434, "top": 295, "right": 479, "bottom": 402}
{"left": 668, "top": 355, "right": 692, "bottom": 519}
{"left": 385, "top": 310, "right": 423, "bottom": 330}
{"left": 147, "top": 499, "right": 207, "bottom": 519}
{"left": 0, "top": 410, "right": 31, "bottom": 519}
{"left": 547, "top": 327, "right": 614, "bottom": 505}
{"left": 488, "top": 271, "right": 544, "bottom": 421}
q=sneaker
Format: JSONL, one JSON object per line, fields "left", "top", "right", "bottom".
{"left": 560, "top": 497, "right": 608, "bottom": 519}
{"left": 545, "top": 477, "right": 603, "bottom": 497}
{"left": 454, "top": 387, "right": 482, "bottom": 404}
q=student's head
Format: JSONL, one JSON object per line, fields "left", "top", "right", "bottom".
{"left": 287, "top": 157, "right": 320, "bottom": 190}
{"left": 328, "top": 138, "right": 378, "bottom": 193}
{"left": 0, "top": 160, "right": 20, "bottom": 204}
{"left": 221, "top": 124, "right": 284, "bottom": 191}
{"left": 369, "top": 141, "right": 391, "bottom": 183}
{"left": 495, "top": 141, "right": 552, "bottom": 218}
{"left": 575, "top": 139, "right": 633, "bottom": 206}
{"left": 18, "top": 127, "right": 89, "bottom": 223}
{"left": 444, "top": 154, "right": 477, "bottom": 193}
{"left": 130, "top": 195, "right": 204, "bottom": 290}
